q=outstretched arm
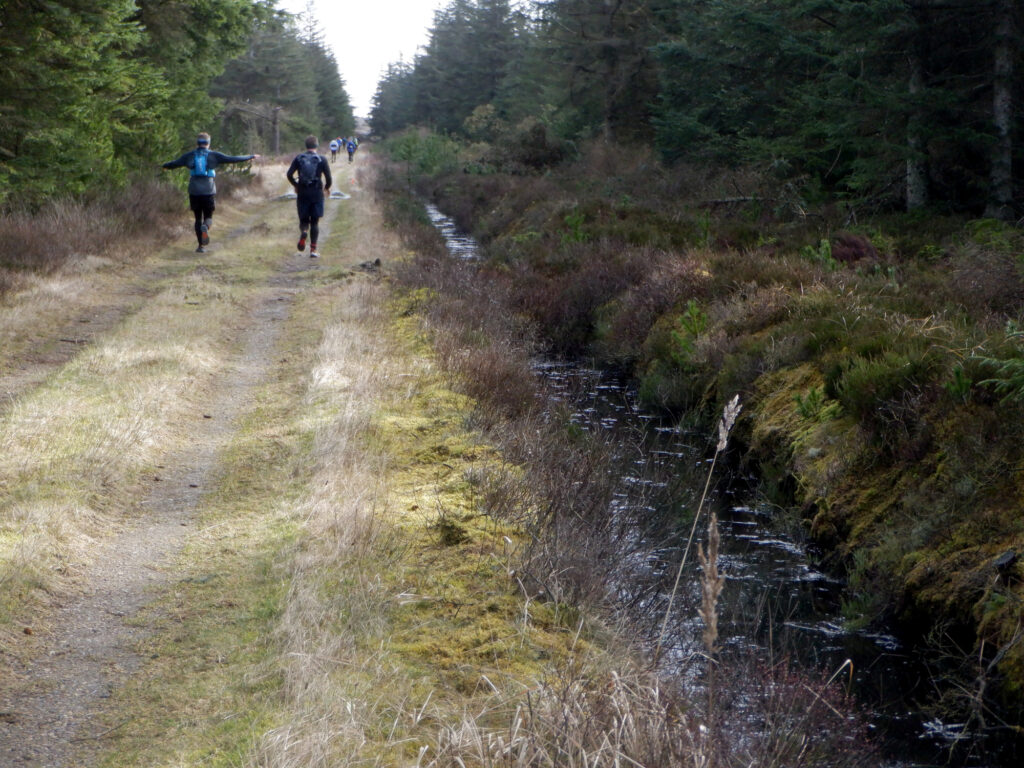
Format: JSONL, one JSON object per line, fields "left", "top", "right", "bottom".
{"left": 211, "top": 151, "right": 259, "bottom": 165}
{"left": 161, "top": 151, "right": 191, "bottom": 170}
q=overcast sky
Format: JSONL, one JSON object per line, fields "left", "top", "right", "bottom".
{"left": 279, "top": 0, "right": 448, "bottom": 117}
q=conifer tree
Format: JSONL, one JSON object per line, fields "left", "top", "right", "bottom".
{"left": 371, "top": 60, "right": 418, "bottom": 135}
{"left": 212, "top": 9, "right": 353, "bottom": 154}
{"left": 0, "top": 0, "right": 159, "bottom": 202}
{"left": 534, "top": 0, "right": 668, "bottom": 142}
{"left": 0, "top": 0, "right": 261, "bottom": 204}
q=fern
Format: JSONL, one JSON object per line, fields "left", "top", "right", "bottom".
{"left": 978, "top": 330, "right": 1024, "bottom": 403}
{"left": 980, "top": 354, "right": 1024, "bottom": 403}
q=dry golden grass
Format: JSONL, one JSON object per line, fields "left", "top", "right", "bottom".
{"left": 1, "top": 285, "right": 223, "bottom": 610}
{"left": 247, "top": 277, "right": 700, "bottom": 768}
{"left": 0, "top": 193, "right": 275, "bottom": 627}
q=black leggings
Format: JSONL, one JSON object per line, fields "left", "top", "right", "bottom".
{"left": 193, "top": 209, "right": 212, "bottom": 243}
{"left": 300, "top": 217, "right": 319, "bottom": 245}
{"left": 189, "top": 194, "right": 215, "bottom": 245}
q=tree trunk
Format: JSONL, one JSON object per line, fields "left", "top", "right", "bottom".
{"left": 984, "top": 0, "right": 1014, "bottom": 221}
{"left": 272, "top": 107, "right": 281, "bottom": 156}
{"left": 906, "top": 44, "right": 928, "bottom": 211}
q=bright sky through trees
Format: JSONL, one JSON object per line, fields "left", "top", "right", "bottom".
{"left": 280, "top": 0, "right": 448, "bottom": 116}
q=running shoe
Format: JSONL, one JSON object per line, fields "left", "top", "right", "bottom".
{"left": 200, "top": 223, "right": 209, "bottom": 246}
{"left": 196, "top": 245, "right": 206, "bottom": 253}
{"left": 309, "top": 245, "right": 319, "bottom": 258}
{"left": 297, "top": 232, "right": 307, "bottom": 251}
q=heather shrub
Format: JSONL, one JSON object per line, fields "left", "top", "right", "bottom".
{"left": 833, "top": 350, "right": 938, "bottom": 438}
{"left": 963, "top": 217, "right": 1024, "bottom": 254}
{"left": 638, "top": 314, "right": 715, "bottom": 413}
{"left": 512, "top": 239, "right": 653, "bottom": 355}
{"left": 475, "top": 175, "right": 564, "bottom": 245}
{"left": 434, "top": 332, "right": 540, "bottom": 424}
{"left": 716, "top": 282, "right": 794, "bottom": 335}
{"left": 431, "top": 173, "right": 514, "bottom": 233}
{"left": 707, "top": 246, "right": 823, "bottom": 292}
{"left": 0, "top": 177, "right": 182, "bottom": 282}
{"left": 951, "top": 242, "right": 1024, "bottom": 319}
{"left": 560, "top": 198, "right": 702, "bottom": 250}
{"left": 593, "top": 253, "right": 713, "bottom": 363}
{"left": 385, "top": 129, "right": 462, "bottom": 177}
{"left": 481, "top": 116, "right": 570, "bottom": 173}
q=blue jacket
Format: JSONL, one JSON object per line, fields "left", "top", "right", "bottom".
{"left": 163, "top": 148, "right": 255, "bottom": 195}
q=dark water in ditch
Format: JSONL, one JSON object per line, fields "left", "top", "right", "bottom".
{"left": 424, "top": 204, "right": 1011, "bottom": 767}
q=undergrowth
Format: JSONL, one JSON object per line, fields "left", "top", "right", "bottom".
{"left": 0, "top": 171, "right": 265, "bottom": 297}
{"left": 375, "top": 134, "right": 1024, "bottom": 760}
{"left": 377, "top": 153, "right": 879, "bottom": 765}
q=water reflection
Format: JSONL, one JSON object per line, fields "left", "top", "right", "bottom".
{"left": 538, "top": 362, "right": 956, "bottom": 764}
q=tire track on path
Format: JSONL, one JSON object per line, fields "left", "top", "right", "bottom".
{"left": 0, "top": 179, "right": 344, "bottom": 767}
{"left": 0, "top": 180, "right": 286, "bottom": 420}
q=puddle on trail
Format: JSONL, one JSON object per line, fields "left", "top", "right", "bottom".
{"left": 276, "top": 191, "right": 350, "bottom": 200}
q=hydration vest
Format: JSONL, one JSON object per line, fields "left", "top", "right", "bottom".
{"left": 191, "top": 148, "right": 215, "bottom": 178}
{"left": 296, "top": 153, "right": 321, "bottom": 185}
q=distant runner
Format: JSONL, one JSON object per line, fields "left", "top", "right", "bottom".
{"left": 346, "top": 139, "right": 357, "bottom": 163}
{"left": 161, "top": 132, "right": 259, "bottom": 253}
{"left": 329, "top": 138, "right": 339, "bottom": 163}
{"left": 285, "top": 135, "right": 332, "bottom": 258}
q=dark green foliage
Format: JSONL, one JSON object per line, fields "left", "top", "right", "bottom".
{"left": 1, "top": 0, "right": 155, "bottom": 202}
{"left": 653, "top": 0, "right": 1023, "bottom": 213}
{"left": 0, "top": 0, "right": 351, "bottom": 212}
{"left": 373, "top": 0, "right": 669, "bottom": 146}
{"left": 979, "top": 330, "right": 1024, "bottom": 403}
{"left": 373, "top": 0, "right": 518, "bottom": 137}
{"left": 212, "top": 10, "right": 354, "bottom": 153}
{"left": 371, "top": 0, "right": 1023, "bottom": 215}
{"left": 477, "top": 117, "right": 570, "bottom": 173}
{"left": 212, "top": 17, "right": 317, "bottom": 152}
{"left": 371, "top": 60, "right": 418, "bottom": 137}
{"left": 307, "top": 40, "right": 353, "bottom": 138}
{"left": 0, "top": 0, "right": 264, "bottom": 206}
{"left": 834, "top": 350, "right": 935, "bottom": 422}
{"left": 532, "top": 0, "right": 669, "bottom": 142}
{"left": 384, "top": 131, "right": 462, "bottom": 178}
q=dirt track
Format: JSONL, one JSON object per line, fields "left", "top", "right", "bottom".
{"left": 0, "top": 161, "right": 357, "bottom": 766}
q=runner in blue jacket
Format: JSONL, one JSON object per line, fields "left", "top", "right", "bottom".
{"left": 162, "top": 132, "right": 259, "bottom": 252}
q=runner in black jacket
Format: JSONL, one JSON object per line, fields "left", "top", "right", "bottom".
{"left": 286, "top": 135, "right": 332, "bottom": 258}
{"left": 162, "top": 132, "right": 259, "bottom": 252}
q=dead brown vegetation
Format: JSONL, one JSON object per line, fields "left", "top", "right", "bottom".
{"left": 0, "top": 172, "right": 266, "bottom": 297}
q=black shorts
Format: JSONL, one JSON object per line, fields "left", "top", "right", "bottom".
{"left": 296, "top": 189, "right": 324, "bottom": 221}
{"left": 189, "top": 194, "right": 215, "bottom": 217}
